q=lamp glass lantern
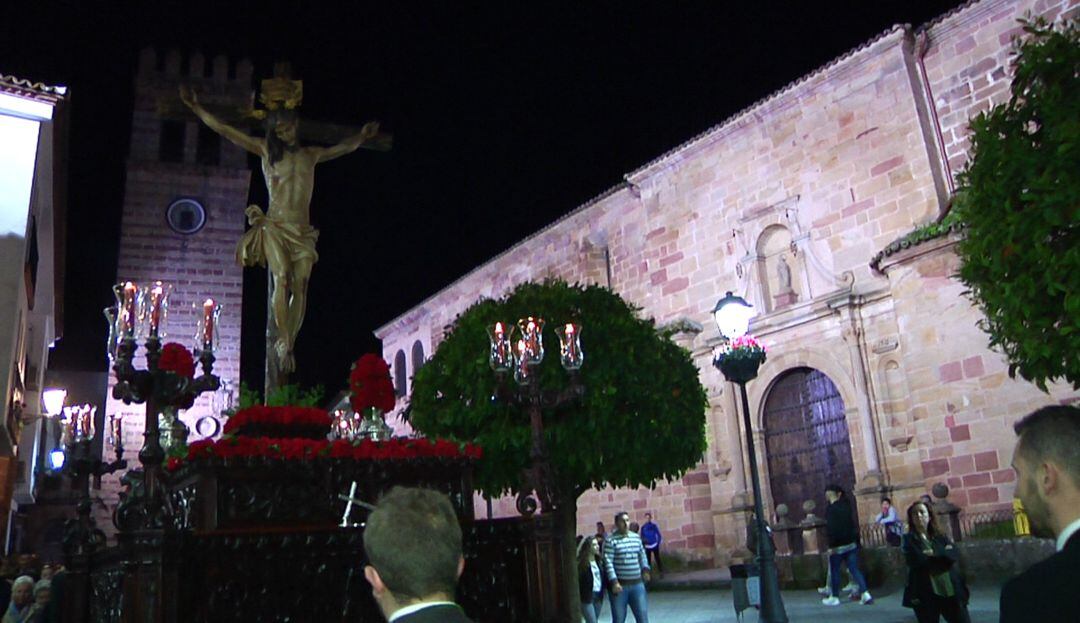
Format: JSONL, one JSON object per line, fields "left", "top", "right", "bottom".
{"left": 554, "top": 323, "right": 583, "bottom": 370}
{"left": 516, "top": 317, "right": 545, "bottom": 365}
{"left": 42, "top": 388, "right": 67, "bottom": 419}
{"left": 487, "top": 321, "right": 514, "bottom": 373}
{"left": 48, "top": 448, "right": 66, "bottom": 471}
{"left": 712, "top": 291, "right": 756, "bottom": 340}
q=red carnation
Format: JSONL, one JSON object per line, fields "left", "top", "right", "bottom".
{"left": 158, "top": 342, "right": 196, "bottom": 378}
{"left": 348, "top": 354, "right": 397, "bottom": 413}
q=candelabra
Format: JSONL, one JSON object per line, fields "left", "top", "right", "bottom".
{"left": 488, "top": 318, "right": 584, "bottom": 516}
{"left": 56, "top": 405, "right": 127, "bottom": 557}
{"left": 108, "top": 281, "right": 221, "bottom": 531}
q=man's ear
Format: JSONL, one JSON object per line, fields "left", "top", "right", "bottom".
{"left": 364, "top": 565, "right": 386, "bottom": 595}
{"left": 1040, "top": 462, "right": 1059, "bottom": 496}
{"left": 457, "top": 556, "right": 465, "bottom": 580}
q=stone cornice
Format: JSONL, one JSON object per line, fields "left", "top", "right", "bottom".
{"left": 874, "top": 230, "right": 963, "bottom": 274}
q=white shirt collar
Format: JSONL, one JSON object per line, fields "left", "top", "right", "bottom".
{"left": 388, "top": 601, "right": 459, "bottom": 622}
{"left": 1056, "top": 516, "right": 1080, "bottom": 552}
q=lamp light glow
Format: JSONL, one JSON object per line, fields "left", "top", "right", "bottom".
{"left": 712, "top": 291, "right": 756, "bottom": 340}
{"left": 42, "top": 388, "right": 67, "bottom": 418}
{"left": 48, "top": 448, "right": 66, "bottom": 471}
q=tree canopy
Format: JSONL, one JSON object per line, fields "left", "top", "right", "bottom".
{"left": 954, "top": 18, "right": 1080, "bottom": 390}
{"left": 408, "top": 280, "right": 709, "bottom": 499}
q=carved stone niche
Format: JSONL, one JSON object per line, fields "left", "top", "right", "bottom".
{"left": 756, "top": 225, "right": 801, "bottom": 312}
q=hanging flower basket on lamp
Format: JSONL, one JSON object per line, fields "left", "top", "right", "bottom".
{"left": 714, "top": 335, "right": 768, "bottom": 384}
{"left": 711, "top": 291, "right": 767, "bottom": 383}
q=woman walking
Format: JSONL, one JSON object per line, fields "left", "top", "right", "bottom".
{"left": 902, "top": 501, "right": 971, "bottom": 623}
{"left": 577, "top": 536, "right": 604, "bottom": 623}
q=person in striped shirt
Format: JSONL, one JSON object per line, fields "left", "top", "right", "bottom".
{"left": 603, "top": 511, "right": 651, "bottom": 623}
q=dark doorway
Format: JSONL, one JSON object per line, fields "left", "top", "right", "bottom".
{"left": 763, "top": 367, "right": 856, "bottom": 524}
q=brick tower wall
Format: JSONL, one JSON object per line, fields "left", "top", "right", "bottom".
{"left": 96, "top": 49, "right": 253, "bottom": 536}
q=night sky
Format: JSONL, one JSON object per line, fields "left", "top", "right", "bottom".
{"left": 3, "top": 1, "right": 966, "bottom": 398}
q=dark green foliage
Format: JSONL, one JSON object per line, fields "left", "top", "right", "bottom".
{"left": 408, "top": 280, "right": 709, "bottom": 499}
{"left": 954, "top": 18, "right": 1080, "bottom": 390}
{"left": 234, "top": 382, "right": 326, "bottom": 411}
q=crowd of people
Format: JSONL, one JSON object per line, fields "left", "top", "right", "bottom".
{"left": 2, "top": 403, "right": 1074, "bottom": 623}
{"left": 0, "top": 556, "right": 63, "bottom": 623}
{"left": 571, "top": 403, "right": 1079, "bottom": 623}
{"left": 577, "top": 510, "right": 661, "bottom": 623}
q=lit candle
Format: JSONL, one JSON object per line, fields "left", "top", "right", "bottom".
{"left": 565, "top": 323, "right": 577, "bottom": 359}
{"left": 148, "top": 283, "right": 164, "bottom": 337}
{"left": 61, "top": 412, "right": 74, "bottom": 447}
{"left": 495, "top": 322, "right": 508, "bottom": 363}
{"left": 123, "top": 282, "right": 137, "bottom": 336}
{"left": 110, "top": 414, "right": 123, "bottom": 450}
{"left": 202, "top": 298, "right": 215, "bottom": 349}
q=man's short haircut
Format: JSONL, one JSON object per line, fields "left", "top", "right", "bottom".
{"left": 825, "top": 483, "right": 844, "bottom": 495}
{"left": 1014, "top": 405, "right": 1080, "bottom": 482}
{"left": 364, "top": 487, "right": 462, "bottom": 602}
{"left": 12, "top": 575, "right": 33, "bottom": 590}
{"left": 615, "top": 511, "right": 629, "bottom": 523}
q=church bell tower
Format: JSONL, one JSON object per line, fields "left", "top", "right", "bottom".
{"left": 97, "top": 48, "right": 253, "bottom": 532}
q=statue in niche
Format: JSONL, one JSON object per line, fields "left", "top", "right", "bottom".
{"left": 777, "top": 256, "right": 794, "bottom": 293}
{"left": 772, "top": 254, "right": 799, "bottom": 308}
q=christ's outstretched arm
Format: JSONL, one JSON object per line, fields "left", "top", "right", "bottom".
{"left": 180, "top": 85, "right": 264, "bottom": 155}
{"left": 315, "top": 121, "right": 380, "bottom": 163}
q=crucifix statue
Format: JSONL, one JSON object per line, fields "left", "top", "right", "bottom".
{"left": 179, "top": 63, "right": 390, "bottom": 390}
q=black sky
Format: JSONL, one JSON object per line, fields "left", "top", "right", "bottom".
{"left": 3, "top": 1, "right": 966, "bottom": 398}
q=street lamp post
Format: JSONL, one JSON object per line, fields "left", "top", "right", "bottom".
{"left": 712, "top": 292, "right": 788, "bottom": 623}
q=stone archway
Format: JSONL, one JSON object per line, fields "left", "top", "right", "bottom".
{"left": 762, "top": 367, "right": 857, "bottom": 524}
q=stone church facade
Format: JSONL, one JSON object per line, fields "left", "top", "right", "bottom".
{"left": 377, "top": 0, "right": 1080, "bottom": 566}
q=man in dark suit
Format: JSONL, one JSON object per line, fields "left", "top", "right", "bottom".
{"left": 1000, "top": 405, "right": 1080, "bottom": 623}
{"left": 363, "top": 487, "right": 472, "bottom": 622}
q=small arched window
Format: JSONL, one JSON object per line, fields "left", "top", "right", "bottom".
{"left": 411, "top": 340, "right": 425, "bottom": 376}
{"left": 394, "top": 350, "right": 407, "bottom": 398}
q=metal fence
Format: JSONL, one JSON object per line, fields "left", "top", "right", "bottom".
{"left": 858, "top": 508, "right": 1024, "bottom": 548}
{"left": 956, "top": 509, "right": 1021, "bottom": 540}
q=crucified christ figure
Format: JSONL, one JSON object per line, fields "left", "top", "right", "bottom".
{"left": 180, "top": 84, "right": 379, "bottom": 375}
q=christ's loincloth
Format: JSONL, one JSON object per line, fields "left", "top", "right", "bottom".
{"left": 236, "top": 205, "right": 319, "bottom": 269}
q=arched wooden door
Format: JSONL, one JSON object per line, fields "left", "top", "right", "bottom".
{"left": 762, "top": 367, "right": 856, "bottom": 524}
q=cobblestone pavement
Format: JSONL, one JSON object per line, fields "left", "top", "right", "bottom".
{"left": 591, "top": 585, "right": 1000, "bottom": 622}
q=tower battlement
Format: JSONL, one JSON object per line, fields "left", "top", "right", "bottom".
{"left": 136, "top": 47, "right": 253, "bottom": 85}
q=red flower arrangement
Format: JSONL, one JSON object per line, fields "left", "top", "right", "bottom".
{"left": 168, "top": 436, "right": 482, "bottom": 470}
{"left": 222, "top": 405, "right": 332, "bottom": 438}
{"left": 158, "top": 342, "right": 196, "bottom": 378}
{"left": 349, "top": 354, "right": 396, "bottom": 414}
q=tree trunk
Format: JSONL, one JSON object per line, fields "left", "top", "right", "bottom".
{"left": 555, "top": 499, "right": 582, "bottom": 623}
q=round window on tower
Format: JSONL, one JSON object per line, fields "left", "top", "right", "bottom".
{"left": 165, "top": 198, "right": 207, "bottom": 235}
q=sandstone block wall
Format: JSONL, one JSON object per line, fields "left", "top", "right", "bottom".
{"left": 379, "top": 0, "right": 1079, "bottom": 566}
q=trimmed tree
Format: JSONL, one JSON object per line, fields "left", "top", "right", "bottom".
{"left": 408, "top": 280, "right": 708, "bottom": 619}
{"left": 953, "top": 18, "right": 1080, "bottom": 390}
